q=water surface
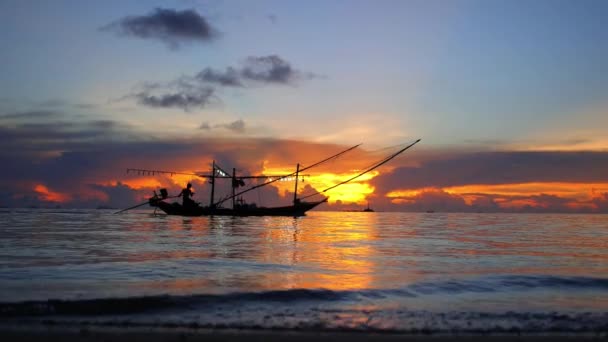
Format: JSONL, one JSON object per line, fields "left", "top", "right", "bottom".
{"left": 1, "top": 210, "right": 607, "bottom": 332}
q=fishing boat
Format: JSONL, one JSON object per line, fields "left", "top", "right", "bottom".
{"left": 149, "top": 196, "right": 327, "bottom": 217}
{"left": 142, "top": 159, "right": 328, "bottom": 217}
{"left": 118, "top": 139, "right": 420, "bottom": 217}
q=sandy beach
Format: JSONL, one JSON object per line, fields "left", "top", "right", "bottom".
{"left": 1, "top": 325, "right": 607, "bottom": 342}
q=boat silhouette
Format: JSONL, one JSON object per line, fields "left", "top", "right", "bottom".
{"left": 119, "top": 139, "right": 421, "bottom": 217}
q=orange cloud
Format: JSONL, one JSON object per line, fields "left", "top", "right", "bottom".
{"left": 33, "top": 184, "right": 70, "bottom": 203}
{"left": 387, "top": 182, "right": 608, "bottom": 211}
{"left": 389, "top": 182, "right": 608, "bottom": 200}
{"left": 104, "top": 177, "right": 163, "bottom": 190}
{"left": 444, "top": 182, "right": 608, "bottom": 201}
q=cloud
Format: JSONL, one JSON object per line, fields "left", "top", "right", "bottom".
{"left": 129, "top": 55, "right": 317, "bottom": 111}
{"left": 35, "top": 99, "right": 68, "bottom": 107}
{"left": 379, "top": 189, "right": 599, "bottom": 213}
{"left": 372, "top": 151, "right": 608, "bottom": 192}
{"left": 0, "top": 111, "right": 364, "bottom": 208}
{"left": 0, "top": 110, "right": 59, "bottom": 120}
{"left": 101, "top": 8, "right": 216, "bottom": 49}
{"left": 5, "top": 110, "right": 606, "bottom": 213}
{"left": 191, "top": 55, "right": 317, "bottom": 87}
{"left": 394, "top": 189, "right": 470, "bottom": 212}
{"left": 368, "top": 150, "right": 608, "bottom": 212}
{"left": 195, "top": 67, "right": 243, "bottom": 87}
{"left": 200, "top": 119, "right": 246, "bottom": 133}
{"left": 267, "top": 14, "right": 278, "bottom": 24}
{"left": 223, "top": 119, "right": 245, "bottom": 133}
{"left": 134, "top": 87, "right": 216, "bottom": 110}
{"left": 241, "top": 55, "right": 316, "bottom": 84}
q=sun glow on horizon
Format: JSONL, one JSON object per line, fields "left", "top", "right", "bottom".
{"left": 387, "top": 182, "right": 608, "bottom": 210}
{"left": 263, "top": 167, "right": 379, "bottom": 204}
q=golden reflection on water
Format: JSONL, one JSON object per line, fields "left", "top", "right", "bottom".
{"left": 256, "top": 213, "right": 379, "bottom": 291}
{"left": 4, "top": 210, "right": 608, "bottom": 309}
{"left": 121, "top": 211, "right": 608, "bottom": 295}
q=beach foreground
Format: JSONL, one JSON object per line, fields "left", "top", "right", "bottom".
{"left": 1, "top": 325, "right": 607, "bottom": 342}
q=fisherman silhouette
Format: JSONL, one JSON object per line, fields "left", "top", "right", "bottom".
{"left": 178, "top": 183, "right": 196, "bottom": 208}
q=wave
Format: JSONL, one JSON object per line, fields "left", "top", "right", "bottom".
{"left": 0, "top": 289, "right": 344, "bottom": 316}
{"left": 2, "top": 275, "right": 607, "bottom": 317}
{"left": 407, "top": 274, "right": 608, "bottom": 295}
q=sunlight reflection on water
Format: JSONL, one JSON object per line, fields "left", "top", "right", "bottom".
{"left": 0, "top": 210, "right": 607, "bottom": 312}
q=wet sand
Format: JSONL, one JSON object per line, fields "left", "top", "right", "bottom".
{"left": 1, "top": 326, "right": 606, "bottom": 342}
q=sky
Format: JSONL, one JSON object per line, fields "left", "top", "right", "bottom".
{"left": 1, "top": 0, "right": 607, "bottom": 212}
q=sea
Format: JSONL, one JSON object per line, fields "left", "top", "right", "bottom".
{"left": 0, "top": 209, "right": 607, "bottom": 334}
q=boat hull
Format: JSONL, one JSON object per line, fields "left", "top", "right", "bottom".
{"left": 149, "top": 199, "right": 326, "bottom": 217}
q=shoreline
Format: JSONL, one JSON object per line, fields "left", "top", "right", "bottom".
{"left": 1, "top": 324, "right": 606, "bottom": 342}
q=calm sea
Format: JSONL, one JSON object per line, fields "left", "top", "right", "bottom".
{"left": 1, "top": 209, "right": 607, "bottom": 333}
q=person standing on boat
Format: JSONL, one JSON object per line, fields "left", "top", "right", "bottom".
{"left": 178, "top": 183, "right": 196, "bottom": 208}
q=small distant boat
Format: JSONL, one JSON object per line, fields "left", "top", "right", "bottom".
{"left": 425, "top": 210, "right": 435, "bottom": 213}
{"left": 362, "top": 202, "right": 374, "bottom": 212}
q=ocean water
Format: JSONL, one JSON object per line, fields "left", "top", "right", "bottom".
{"left": 1, "top": 209, "right": 607, "bottom": 333}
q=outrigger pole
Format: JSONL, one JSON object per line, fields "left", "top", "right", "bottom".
{"left": 114, "top": 194, "right": 180, "bottom": 214}
{"left": 299, "top": 139, "right": 421, "bottom": 200}
{"left": 114, "top": 201, "right": 149, "bottom": 214}
{"left": 213, "top": 143, "right": 362, "bottom": 207}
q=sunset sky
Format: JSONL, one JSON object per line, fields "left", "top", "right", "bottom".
{"left": 1, "top": 0, "right": 607, "bottom": 212}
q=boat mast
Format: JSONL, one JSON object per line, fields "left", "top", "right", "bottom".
{"left": 232, "top": 167, "right": 236, "bottom": 209}
{"left": 212, "top": 143, "right": 361, "bottom": 207}
{"left": 293, "top": 163, "right": 300, "bottom": 205}
{"left": 210, "top": 160, "right": 216, "bottom": 208}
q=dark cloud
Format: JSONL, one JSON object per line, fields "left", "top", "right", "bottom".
{"left": 5, "top": 110, "right": 606, "bottom": 213}
{"left": 102, "top": 8, "right": 216, "bottom": 49}
{"left": 130, "top": 55, "right": 317, "bottom": 111}
{"left": 0, "top": 110, "right": 59, "bottom": 120}
{"left": 223, "top": 119, "right": 245, "bottom": 133}
{"left": 377, "top": 190, "right": 599, "bottom": 213}
{"left": 200, "top": 119, "right": 246, "bottom": 133}
{"left": 0, "top": 120, "right": 129, "bottom": 150}
{"left": 36, "top": 99, "right": 68, "bottom": 107}
{"left": 0, "top": 112, "right": 357, "bottom": 208}
{"left": 592, "top": 192, "right": 608, "bottom": 211}
{"left": 195, "top": 67, "right": 243, "bottom": 87}
{"left": 365, "top": 151, "right": 608, "bottom": 213}
{"left": 372, "top": 151, "right": 608, "bottom": 192}
{"left": 190, "top": 55, "right": 316, "bottom": 87}
{"left": 73, "top": 103, "right": 98, "bottom": 109}
{"left": 241, "top": 55, "right": 312, "bottom": 84}
{"left": 87, "top": 182, "right": 143, "bottom": 209}
{"left": 134, "top": 87, "right": 216, "bottom": 110}
{"left": 462, "top": 138, "right": 511, "bottom": 146}
{"left": 267, "top": 14, "right": 278, "bottom": 24}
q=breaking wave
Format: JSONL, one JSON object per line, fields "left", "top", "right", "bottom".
{"left": 2, "top": 275, "right": 607, "bottom": 317}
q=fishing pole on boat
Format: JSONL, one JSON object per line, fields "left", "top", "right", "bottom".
{"left": 299, "top": 139, "right": 421, "bottom": 200}
{"left": 126, "top": 169, "right": 203, "bottom": 177}
{"left": 114, "top": 194, "right": 180, "bottom": 214}
{"left": 114, "top": 201, "right": 151, "bottom": 214}
{"left": 212, "top": 143, "right": 362, "bottom": 207}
